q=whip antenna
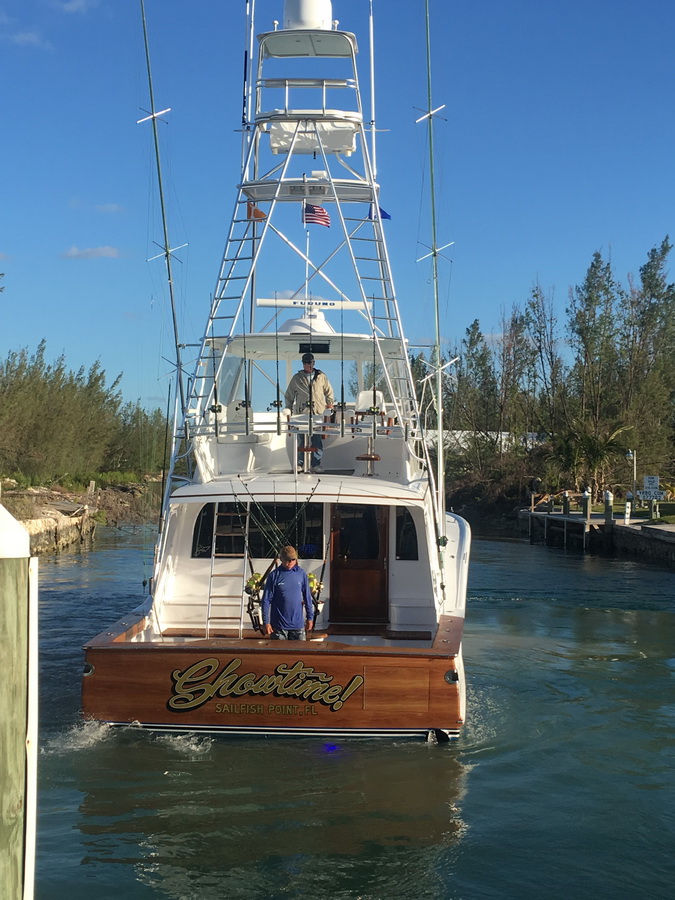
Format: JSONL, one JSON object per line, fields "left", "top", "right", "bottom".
{"left": 139, "top": 0, "right": 186, "bottom": 415}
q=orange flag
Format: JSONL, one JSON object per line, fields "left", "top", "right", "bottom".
{"left": 247, "top": 201, "right": 267, "bottom": 220}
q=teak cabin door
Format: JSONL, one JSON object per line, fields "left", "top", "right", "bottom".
{"left": 329, "top": 504, "right": 388, "bottom": 623}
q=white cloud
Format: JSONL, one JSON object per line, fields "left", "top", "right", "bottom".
{"left": 53, "top": 0, "right": 99, "bottom": 13}
{"left": 95, "top": 203, "right": 124, "bottom": 214}
{"left": 6, "top": 30, "right": 54, "bottom": 50}
{"left": 61, "top": 246, "right": 120, "bottom": 259}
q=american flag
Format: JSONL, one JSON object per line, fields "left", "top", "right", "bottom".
{"left": 303, "top": 203, "right": 331, "bottom": 227}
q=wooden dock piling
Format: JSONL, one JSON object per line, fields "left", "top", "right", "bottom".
{"left": 0, "top": 503, "right": 38, "bottom": 899}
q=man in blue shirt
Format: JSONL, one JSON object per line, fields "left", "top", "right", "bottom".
{"left": 262, "top": 545, "right": 315, "bottom": 640}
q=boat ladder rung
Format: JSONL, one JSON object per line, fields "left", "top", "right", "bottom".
{"left": 206, "top": 612, "right": 243, "bottom": 618}
{"left": 221, "top": 255, "right": 254, "bottom": 263}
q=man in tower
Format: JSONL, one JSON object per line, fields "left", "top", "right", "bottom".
{"left": 285, "top": 352, "right": 334, "bottom": 472}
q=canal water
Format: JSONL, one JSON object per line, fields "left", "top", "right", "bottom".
{"left": 36, "top": 529, "right": 675, "bottom": 899}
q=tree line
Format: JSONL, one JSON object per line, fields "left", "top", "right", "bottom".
{"left": 414, "top": 236, "right": 675, "bottom": 502}
{"left": 3, "top": 239, "right": 673, "bottom": 500}
{"left": 0, "top": 340, "right": 168, "bottom": 485}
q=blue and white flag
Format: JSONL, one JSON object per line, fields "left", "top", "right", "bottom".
{"left": 368, "top": 205, "right": 391, "bottom": 220}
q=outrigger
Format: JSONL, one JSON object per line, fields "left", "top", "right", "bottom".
{"left": 82, "top": 0, "right": 470, "bottom": 740}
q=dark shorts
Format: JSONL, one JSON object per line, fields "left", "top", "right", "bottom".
{"left": 270, "top": 629, "right": 306, "bottom": 641}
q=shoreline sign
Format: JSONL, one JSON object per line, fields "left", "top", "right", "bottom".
{"left": 638, "top": 475, "right": 665, "bottom": 501}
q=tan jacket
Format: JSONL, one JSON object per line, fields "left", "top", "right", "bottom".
{"left": 285, "top": 369, "right": 334, "bottom": 414}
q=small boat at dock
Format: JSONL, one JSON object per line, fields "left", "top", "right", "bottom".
{"left": 82, "top": 0, "right": 471, "bottom": 740}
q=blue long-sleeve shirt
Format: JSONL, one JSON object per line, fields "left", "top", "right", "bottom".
{"left": 261, "top": 564, "right": 314, "bottom": 631}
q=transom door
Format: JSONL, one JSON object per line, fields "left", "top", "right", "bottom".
{"left": 329, "top": 504, "right": 388, "bottom": 623}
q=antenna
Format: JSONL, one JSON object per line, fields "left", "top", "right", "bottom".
{"left": 417, "top": 0, "right": 448, "bottom": 543}
{"left": 369, "top": 0, "right": 377, "bottom": 178}
{"left": 139, "top": 0, "right": 186, "bottom": 415}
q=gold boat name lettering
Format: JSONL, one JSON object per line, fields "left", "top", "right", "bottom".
{"left": 214, "top": 703, "right": 264, "bottom": 714}
{"left": 169, "top": 657, "right": 364, "bottom": 712}
{"left": 214, "top": 703, "right": 319, "bottom": 717}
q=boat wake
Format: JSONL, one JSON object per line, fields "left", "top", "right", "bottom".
{"left": 154, "top": 731, "right": 215, "bottom": 757}
{"left": 41, "top": 719, "right": 216, "bottom": 761}
{"left": 41, "top": 718, "right": 114, "bottom": 755}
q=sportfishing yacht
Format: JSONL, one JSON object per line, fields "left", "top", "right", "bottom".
{"left": 82, "top": 0, "right": 470, "bottom": 740}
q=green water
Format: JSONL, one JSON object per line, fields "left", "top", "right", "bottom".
{"left": 36, "top": 530, "right": 675, "bottom": 898}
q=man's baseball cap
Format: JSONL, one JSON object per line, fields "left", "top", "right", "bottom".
{"left": 302, "top": 352, "right": 315, "bottom": 363}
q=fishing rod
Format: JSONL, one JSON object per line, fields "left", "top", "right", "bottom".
{"left": 339, "top": 304, "right": 346, "bottom": 437}
{"left": 233, "top": 499, "right": 269, "bottom": 635}
{"left": 210, "top": 322, "right": 222, "bottom": 439}
{"left": 234, "top": 475, "right": 322, "bottom": 558}
{"left": 313, "top": 483, "right": 342, "bottom": 622}
{"left": 423, "top": 0, "right": 446, "bottom": 542}
{"left": 138, "top": 0, "right": 186, "bottom": 416}
{"left": 274, "top": 294, "right": 282, "bottom": 435}
{"left": 157, "top": 378, "right": 172, "bottom": 534}
{"left": 234, "top": 477, "right": 322, "bottom": 633}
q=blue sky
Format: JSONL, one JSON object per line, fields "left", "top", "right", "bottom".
{"left": 2, "top": 0, "right": 674, "bottom": 409}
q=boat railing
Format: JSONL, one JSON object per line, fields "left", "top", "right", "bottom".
{"left": 256, "top": 108, "right": 363, "bottom": 123}
{"left": 255, "top": 76, "right": 359, "bottom": 121}
{"left": 184, "top": 409, "right": 423, "bottom": 443}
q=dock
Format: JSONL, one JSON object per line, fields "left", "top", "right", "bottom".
{"left": 519, "top": 507, "right": 675, "bottom": 565}
{"left": 0, "top": 505, "right": 38, "bottom": 899}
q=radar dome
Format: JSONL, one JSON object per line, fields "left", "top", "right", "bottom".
{"left": 283, "top": 0, "right": 333, "bottom": 31}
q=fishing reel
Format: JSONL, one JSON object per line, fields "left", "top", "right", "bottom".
{"left": 309, "top": 572, "right": 325, "bottom": 625}
{"left": 268, "top": 399, "right": 284, "bottom": 411}
{"left": 247, "top": 600, "right": 264, "bottom": 633}
{"left": 245, "top": 572, "right": 263, "bottom": 597}
{"left": 245, "top": 572, "right": 264, "bottom": 632}
{"left": 308, "top": 572, "right": 324, "bottom": 604}
{"left": 235, "top": 399, "right": 251, "bottom": 412}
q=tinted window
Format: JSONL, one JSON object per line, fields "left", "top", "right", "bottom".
{"left": 395, "top": 506, "right": 419, "bottom": 560}
{"left": 248, "top": 502, "right": 323, "bottom": 559}
{"left": 192, "top": 503, "right": 214, "bottom": 558}
{"left": 337, "top": 505, "right": 380, "bottom": 560}
{"left": 191, "top": 501, "right": 323, "bottom": 559}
